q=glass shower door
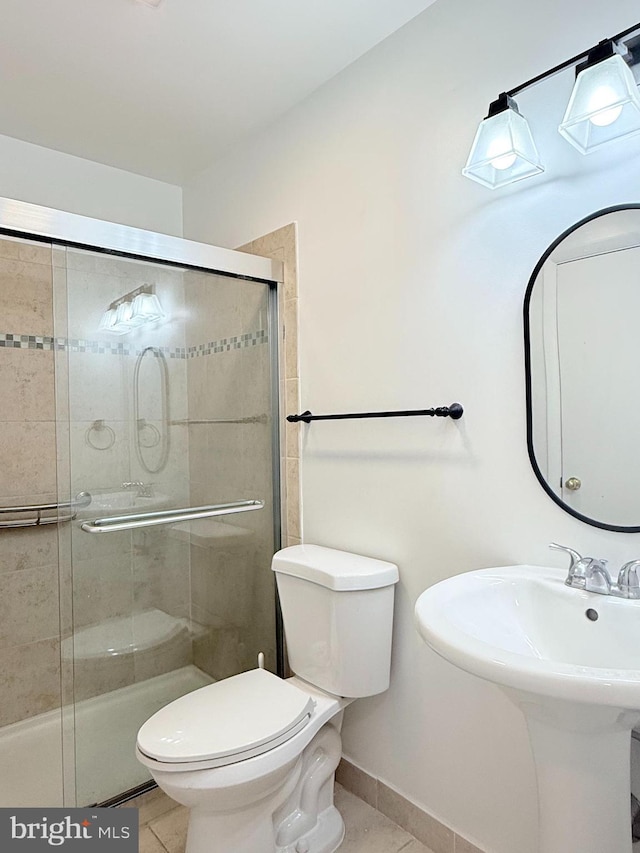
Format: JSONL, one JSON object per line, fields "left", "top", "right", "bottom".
{"left": 55, "top": 247, "right": 278, "bottom": 805}
{"left": 0, "top": 235, "right": 67, "bottom": 809}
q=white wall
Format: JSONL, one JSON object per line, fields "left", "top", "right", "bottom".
{"left": 0, "top": 133, "right": 182, "bottom": 235}
{"left": 182, "top": 0, "right": 640, "bottom": 849}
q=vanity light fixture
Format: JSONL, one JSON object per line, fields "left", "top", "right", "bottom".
{"left": 99, "top": 285, "right": 165, "bottom": 335}
{"left": 464, "top": 21, "right": 640, "bottom": 189}
{"left": 559, "top": 43, "right": 640, "bottom": 153}
{"left": 462, "top": 94, "right": 544, "bottom": 189}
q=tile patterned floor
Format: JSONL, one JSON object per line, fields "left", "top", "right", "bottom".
{"left": 127, "top": 784, "right": 435, "bottom": 853}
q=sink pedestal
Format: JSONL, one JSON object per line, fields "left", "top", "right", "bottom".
{"left": 415, "top": 566, "right": 640, "bottom": 853}
{"left": 507, "top": 690, "right": 640, "bottom": 853}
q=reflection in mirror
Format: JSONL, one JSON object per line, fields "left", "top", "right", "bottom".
{"left": 525, "top": 206, "right": 640, "bottom": 531}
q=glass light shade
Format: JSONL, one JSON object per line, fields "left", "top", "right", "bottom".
{"left": 463, "top": 106, "right": 544, "bottom": 189}
{"left": 109, "top": 301, "right": 134, "bottom": 335}
{"left": 558, "top": 54, "right": 640, "bottom": 154}
{"left": 98, "top": 308, "right": 117, "bottom": 332}
{"left": 130, "top": 292, "right": 165, "bottom": 325}
{"left": 99, "top": 292, "right": 165, "bottom": 335}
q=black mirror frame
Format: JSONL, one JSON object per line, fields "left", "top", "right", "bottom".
{"left": 523, "top": 203, "right": 640, "bottom": 533}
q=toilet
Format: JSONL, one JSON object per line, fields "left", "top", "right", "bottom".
{"left": 136, "top": 544, "right": 399, "bottom": 853}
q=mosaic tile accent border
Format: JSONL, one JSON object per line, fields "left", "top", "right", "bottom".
{"left": 0, "top": 330, "right": 268, "bottom": 359}
{"left": 187, "top": 329, "right": 267, "bottom": 358}
{"left": 0, "top": 334, "right": 62, "bottom": 351}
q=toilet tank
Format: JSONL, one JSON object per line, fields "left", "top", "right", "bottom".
{"left": 272, "top": 545, "right": 399, "bottom": 698}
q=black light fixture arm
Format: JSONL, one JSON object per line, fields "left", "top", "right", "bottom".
{"left": 498, "top": 19, "right": 640, "bottom": 102}
{"left": 286, "top": 404, "right": 464, "bottom": 424}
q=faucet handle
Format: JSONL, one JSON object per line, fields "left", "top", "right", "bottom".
{"left": 550, "top": 543, "right": 587, "bottom": 589}
{"left": 618, "top": 561, "right": 640, "bottom": 599}
{"left": 549, "top": 543, "right": 583, "bottom": 570}
{"left": 583, "top": 558, "right": 611, "bottom": 595}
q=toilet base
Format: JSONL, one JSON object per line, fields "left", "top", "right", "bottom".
{"left": 185, "top": 801, "right": 344, "bottom": 853}
{"left": 158, "top": 722, "right": 345, "bottom": 853}
{"left": 277, "top": 804, "right": 344, "bottom": 853}
{"left": 273, "top": 723, "right": 344, "bottom": 852}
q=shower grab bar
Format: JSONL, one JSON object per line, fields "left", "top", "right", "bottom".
{"left": 0, "top": 514, "right": 76, "bottom": 530}
{"left": 0, "top": 492, "right": 92, "bottom": 530}
{"left": 81, "top": 499, "right": 264, "bottom": 534}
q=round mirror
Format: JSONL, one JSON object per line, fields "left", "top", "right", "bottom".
{"left": 525, "top": 205, "right": 640, "bottom": 532}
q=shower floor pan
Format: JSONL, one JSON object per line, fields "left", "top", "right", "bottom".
{"left": 0, "top": 664, "right": 211, "bottom": 808}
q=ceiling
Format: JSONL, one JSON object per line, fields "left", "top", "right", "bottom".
{"left": 0, "top": 0, "right": 438, "bottom": 184}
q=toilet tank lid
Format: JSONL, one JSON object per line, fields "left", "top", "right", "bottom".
{"left": 272, "top": 544, "right": 399, "bottom": 591}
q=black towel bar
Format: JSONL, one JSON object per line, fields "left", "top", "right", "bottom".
{"left": 286, "top": 403, "right": 463, "bottom": 424}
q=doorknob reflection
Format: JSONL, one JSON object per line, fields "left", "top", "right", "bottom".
{"left": 565, "top": 477, "right": 582, "bottom": 491}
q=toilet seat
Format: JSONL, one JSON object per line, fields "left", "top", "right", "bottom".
{"left": 137, "top": 668, "right": 315, "bottom": 770}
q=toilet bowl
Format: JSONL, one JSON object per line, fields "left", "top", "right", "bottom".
{"left": 137, "top": 672, "right": 348, "bottom": 853}
{"left": 136, "top": 544, "right": 399, "bottom": 853}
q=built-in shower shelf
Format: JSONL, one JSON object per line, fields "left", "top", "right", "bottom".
{"left": 62, "top": 609, "right": 190, "bottom": 661}
{"left": 169, "top": 519, "right": 254, "bottom": 548}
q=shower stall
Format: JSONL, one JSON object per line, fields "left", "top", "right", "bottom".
{"left": 0, "top": 199, "right": 283, "bottom": 808}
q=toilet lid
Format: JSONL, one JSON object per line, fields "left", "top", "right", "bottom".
{"left": 137, "top": 668, "right": 315, "bottom": 765}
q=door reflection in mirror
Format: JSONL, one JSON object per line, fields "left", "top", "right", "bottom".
{"left": 525, "top": 205, "right": 640, "bottom": 531}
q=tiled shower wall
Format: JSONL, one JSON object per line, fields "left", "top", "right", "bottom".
{"left": 238, "top": 223, "right": 302, "bottom": 547}
{"left": 0, "top": 238, "right": 62, "bottom": 727}
{"left": 185, "top": 271, "right": 278, "bottom": 678}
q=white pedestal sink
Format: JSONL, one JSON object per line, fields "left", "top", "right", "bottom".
{"left": 415, "top": 566, "right": 640, "bottom": 853}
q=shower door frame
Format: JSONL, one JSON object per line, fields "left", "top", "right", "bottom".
{"left": 0, "top": 196, "right": 286, "bottom": 804}
{"left": 0, "top": 197, "right": 283, "bottom": 282}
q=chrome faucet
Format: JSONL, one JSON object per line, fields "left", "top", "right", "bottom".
{"left": 618, "top": 560, "right": 640, "bottom": 599}
{"left": 122, "top": 481, "right": 153, "bottom": 498}
{"left": 549, "top": 543, "right": 640, "bottom": 599}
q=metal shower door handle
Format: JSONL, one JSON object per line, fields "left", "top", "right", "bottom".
{"left": 81, "top": 499, "right": 264, "bottom": 533}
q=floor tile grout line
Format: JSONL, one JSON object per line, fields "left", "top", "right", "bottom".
{"left": 147, "top": 804, "right": 183, "bottom": 824}
{"left": 143, "top": 803, "right": 182, "bottom": 825}
{"left": 147, "top": 822, "right": 171, "bottom": 852}
{"left": 139, "top": 811, "right": 180, "bottom": 831}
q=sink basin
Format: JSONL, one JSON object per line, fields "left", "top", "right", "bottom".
{"left": 415, "top": 564, "right": 640, "bottom": 707}
{"left": 415, "top": 565, "right": 640, "bottom": 853}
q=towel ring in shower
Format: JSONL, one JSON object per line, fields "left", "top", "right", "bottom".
{"left": 86, "top": 419, "right": 116, "bottom": 451}
{"left": 137, "top": 418, "right": 161, "bottom": 448}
